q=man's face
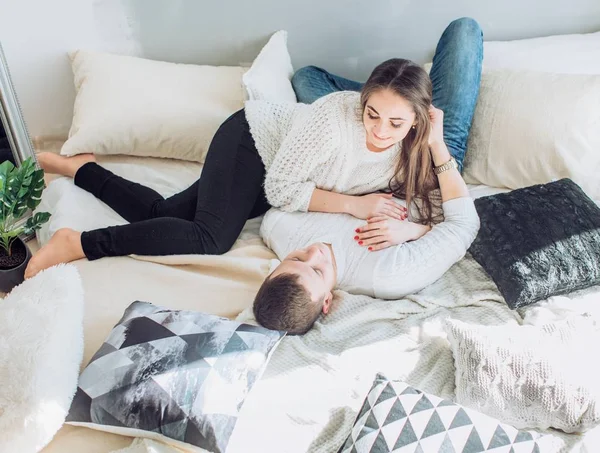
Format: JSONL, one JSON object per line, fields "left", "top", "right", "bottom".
{"left": 270, "top": 242, "right": 336, "bottom": 314}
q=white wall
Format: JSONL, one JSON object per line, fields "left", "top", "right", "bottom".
{"left": 1, "top": 0, "right": 600, "bottom": 139}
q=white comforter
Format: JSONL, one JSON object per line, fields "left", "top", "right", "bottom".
{"left": 37, "top": 155, "right": 600, "bottom": 453}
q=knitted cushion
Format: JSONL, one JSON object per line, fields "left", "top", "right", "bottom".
{"left": 446, "top": 317, "right": 600, "bottom": 433}
{"left": 340, "top": 374, "right": 548, "bottom": 453}
{"left": 468, "top": 178, "right": 600, "bottom": 309}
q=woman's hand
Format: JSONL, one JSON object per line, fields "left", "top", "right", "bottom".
{"left": 428, "top": 105, "right": 445, "bottom": 147}
{"left": 354, "top": 216, "right": 432, "bottom": 251}
{"left": 348, "top": 193, "right": 407, "bottom": 221}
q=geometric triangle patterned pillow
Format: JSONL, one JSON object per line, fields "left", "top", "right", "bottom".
{"left": 340, "top": 374, "right": 552, "bottom": 453}
{"left": 66, "top": 301, "right": 285, "bottom": 453}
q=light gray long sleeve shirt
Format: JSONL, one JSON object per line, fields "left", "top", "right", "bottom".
{"left": 260, "top": 197, "right": 480, "bottom": 299}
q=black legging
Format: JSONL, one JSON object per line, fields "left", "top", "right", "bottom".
{"left": 77, "top": 110, "right": 270, "bottom": 260}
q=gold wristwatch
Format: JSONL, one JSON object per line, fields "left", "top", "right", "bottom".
{"left": 433, "top": 157, "right": 458, "bottom": 175}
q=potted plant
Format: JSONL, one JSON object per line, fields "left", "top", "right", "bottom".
{"left": 0, "top": 157, "right": 50, "bottom": 292}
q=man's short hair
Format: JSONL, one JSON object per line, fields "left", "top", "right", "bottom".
{"left": 253, "top": 273, "right": 323, "bottom": 335}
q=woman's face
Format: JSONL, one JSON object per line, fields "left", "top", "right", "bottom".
{"left": 363, "top": 88, "right": 417, "bottom": 151}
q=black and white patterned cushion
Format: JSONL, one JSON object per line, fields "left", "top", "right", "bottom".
{"left": 67, "top": 301, "right": 285, "bottom": 453}
{"left": 340, "top": 374, "right": 545, "bottom": 453}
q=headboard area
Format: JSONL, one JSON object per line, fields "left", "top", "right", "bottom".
{"left": 0, "top": 0, "right": 599, "bottom": 139}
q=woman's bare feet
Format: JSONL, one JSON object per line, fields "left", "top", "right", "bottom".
{"left": 24, "top": 228, "right": 86, "bottom": 279}
{"left": 37, "top": 152, "right": 96, "bottom": 178}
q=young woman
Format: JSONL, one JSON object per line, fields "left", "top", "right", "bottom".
{"left": 253, "top": 104, "right": 480, "bottom": 334}
{"left": 25, "top": 18, "right": 482, "bottom": 278}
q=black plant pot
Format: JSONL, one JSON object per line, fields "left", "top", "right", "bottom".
{"left": 0, "top": 238, "right": 32, "bottom": 293}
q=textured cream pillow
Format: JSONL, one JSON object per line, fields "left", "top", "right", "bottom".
{"left": 463, "top": 70, "right": 600, "bottom": 199}
{"left": 446, "top": 317, "right": 600, "bottom": 433}
{"left": 61, "top": 51, "right": 246, "bottom": 162}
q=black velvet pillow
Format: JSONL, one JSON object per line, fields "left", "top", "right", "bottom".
{"left": 468, "top": 179, "right": 600, "bottom": 309}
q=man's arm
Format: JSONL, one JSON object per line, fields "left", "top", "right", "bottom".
{"left": 373, "top": 196, "right": 480, "bottom": 299}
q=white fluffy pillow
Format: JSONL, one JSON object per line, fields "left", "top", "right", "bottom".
{"left": 0, "top": 264, "right": 84, "bottom": 452}
{"left": 446, "top": 317, "right": 600, "bottom": 433}
{"left": 61, "top": 50, "right": 246, "bottom": 163}
{"left": 243, "top": 30, "right": 297, "bottom": 103}
{"left": 463, "top": 70, "right": 600, "bottom": 199}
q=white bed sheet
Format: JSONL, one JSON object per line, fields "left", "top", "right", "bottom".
{"left": 37, "top": 156, "right": 600, "bottom": 453}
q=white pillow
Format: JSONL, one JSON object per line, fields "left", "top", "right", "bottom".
{"left": 0, "top": 264, "right": 84, "bottom": 452}
{"left": 61, "top": 50, "right": 246, "bottom": 163}
{"left": 446, "top": 317, "right": 600, "bottom": 433}
{"left": 243, "top": 30, "right": 297, "bottom": 103}
{"left": 61, "top": 31, "right": 296, "bottom": 163}
{"left": 484, "top": 31, "right": 600, "bottom": 74}
{"left": 462, "top": 70, "right": 600, "bottom": 199}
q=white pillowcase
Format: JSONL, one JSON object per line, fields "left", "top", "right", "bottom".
{"left": 62, "top": 50, "right": 246, "bottom": 163}
{"left": 426, "top": 30, "right": 600, "bottom": 75}
{"left": 462, "top": 70, "right": 600, "bottom": 199}
{"left": 243, "top": 30, "right": 297, "bottom": 103}
{"left": 0, "top": 264, "right": 84, "bottom": 452}
{"left": 61, "top": 31, "right": 296, "bottom": 163}
{"left": 484, "top": 31, "right": 600, "bottom": 74}
{"left": 446, "top": 317, "right": 600, "bottom": 433}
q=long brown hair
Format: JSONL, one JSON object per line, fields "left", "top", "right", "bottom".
{"left": 361, "top": 58, "right": 440, "bottom": 224}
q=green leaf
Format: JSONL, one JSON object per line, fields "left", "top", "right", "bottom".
{"left": 23, "top": 211, "right": 51, "bottom": 236}
{"left": 0, "top": 160, "right": 16, "bottom": 222}
{"left": 25, "top": 169, "right": 45, "bottom": 211}
{"left": 0, "top": 157, "right": 48, "bottom": 230}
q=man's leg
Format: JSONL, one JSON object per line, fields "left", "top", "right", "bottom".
{"left": 291, "top": 66, "right": 364, "bottom": 104}
{"left": 429, "top": 18, "right": 483, "bottom": 171}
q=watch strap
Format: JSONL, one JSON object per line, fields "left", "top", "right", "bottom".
{"left": 433, "top": 157, "right": 458, "bottom": 175}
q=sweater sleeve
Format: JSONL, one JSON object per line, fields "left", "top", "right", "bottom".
{"left": 263, "top": 98, "right": 340, "bottom": 212}
{"left": 374, "top": 197, "right": 480, "bottom": 299}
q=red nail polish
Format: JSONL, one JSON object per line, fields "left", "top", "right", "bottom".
{"left": 368, "top": 247, "right": 373, "bottom": 251}
{"left": 354, "top": 236, "right": 359, "bottom": 240}
{"left": 355, "top": 228, "right": 360, "bottom": 233}
{"left": 358, "top": 241, "right": 363, "bottom": 245}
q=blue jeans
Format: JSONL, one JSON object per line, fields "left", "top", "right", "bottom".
{"left": 291, "top": 18, "right": 483, "bottom": 171}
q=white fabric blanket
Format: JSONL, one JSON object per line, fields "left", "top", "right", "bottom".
{"left": 37, "top": 156, "right": 600, "bottom": 453}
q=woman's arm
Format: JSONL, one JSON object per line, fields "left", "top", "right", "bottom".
{"left": 428, "top": 107, "right": 469, "bottom": 202}
{"left": 263, "top": 100, "right": 338, "bottom": 212}
{"left": 309, "top": 189, "right": 406, "bottom": 220}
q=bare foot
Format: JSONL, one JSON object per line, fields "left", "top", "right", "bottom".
{"left": 24, "top": 228, "right": 85, "bottom": 279}
{"left": 37, "top": 152, "right": 96, "bottom": 178}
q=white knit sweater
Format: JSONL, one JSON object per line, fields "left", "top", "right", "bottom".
{"left": 244, "top": 91, "right": 400, "bottom": 212}
{"left": 260, "top": 197, "right": 480, "bottom": 299}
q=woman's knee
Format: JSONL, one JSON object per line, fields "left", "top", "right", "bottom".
{"left": 444, "top": 17, "right": 483, "bottom": 43}
{"left": 191, "top": 224, "right": 237, "bottom": 255}
{"left": 291, "top": 66, "right": 329, "bottom": 104}
{"left": 292, "top": 66, "right": 326, "bottom": 87}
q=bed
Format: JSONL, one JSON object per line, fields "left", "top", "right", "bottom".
{"left": 35, "top": 153, "right": 600, "bottom": 453}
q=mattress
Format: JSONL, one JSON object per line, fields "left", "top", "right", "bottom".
{"left": 37, "top": 155, "right": 600, "bottom": 453}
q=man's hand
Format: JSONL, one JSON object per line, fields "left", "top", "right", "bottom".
{"left": 354, "top": 217, "right": 432, "bottom": 251}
